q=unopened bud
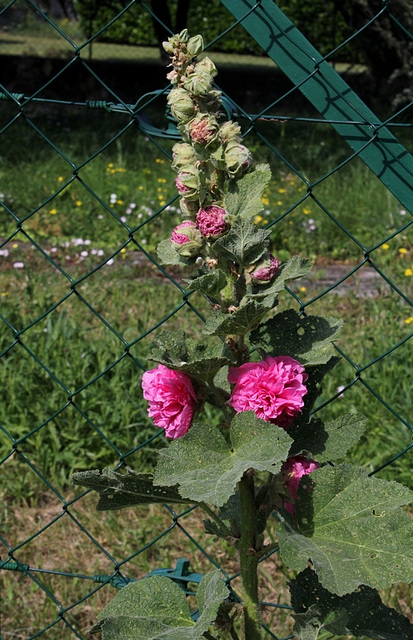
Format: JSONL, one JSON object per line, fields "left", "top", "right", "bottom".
{"left": 251, "top": 252, "right": 279, "bottom": 284}
{"left": 168, "top": 88, "right": 195, "bottom": 123}
{"left": 171, "top": 143, "right": 198, "bottom": 171}
{"left": 171, "top": 221, "right": 204, "bottom": 257}
{"left": 187, "top": 34, "right": 204, "bottom": 57}
{"left": 175, "top": 164, "right": 203, "bottom": 201}
{"left": 225, "top": 141, "right": 253, "bottom": 177}
{"left": 220, "top": 120, "right": 242, "bottom": 144}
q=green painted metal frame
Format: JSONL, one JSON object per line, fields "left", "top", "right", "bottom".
{"left": 221, "top": 0, "right": 413, "bottom": 213}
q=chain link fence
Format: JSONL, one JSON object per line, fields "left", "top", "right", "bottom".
{"left": 1, "top": 1, "right": 412, "bottom": 638}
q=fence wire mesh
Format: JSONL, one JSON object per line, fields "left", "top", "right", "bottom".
{"left": 0, "top": 0, "right": 412, "bottom": 638}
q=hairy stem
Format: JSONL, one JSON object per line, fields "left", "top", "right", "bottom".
{"left": 238, "top": 470, "right": 262, "bottom": 640}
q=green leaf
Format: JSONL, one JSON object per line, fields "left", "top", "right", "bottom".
{"left": 250, "top": 308, "right": 342, "bottom": 366}
{"left": 154, "top": 411, "right": 293, "bottom": 507}
{"left": 213, "top": 217, "right": 270, "bottom": 267}
{"left": 148, "top": 329, "right": 236, "bottom": 379}
{"left": 203, "top": 299, "right": 269, "bottom": 337}
{"left": 277, "top": 464, "right": 413, "bottom": 596}
{"left": 95, "top": 571, "right": 228, "bottom": 640}
{"left": 247, "top": 255, "right": 313, "bottom": 300}
{"left": 157, "top": 239, "right": 193, "bottom": 266}
{"left": 185, "top": 269, "right": 227, "bottom": 298}
{"left": 289, "top": 413, "right": 367, "bottom": 462}
{"left": 72, "top": 468, "right": 193, "bottom": 510}
{"left": 289, "top": 568, "right": 413, "bottom": 640}
{"left": 224, "top": 163, "right": 272, "bottom": 219}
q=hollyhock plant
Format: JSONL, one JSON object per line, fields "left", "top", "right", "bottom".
{"left": 228, "top": 355, "right": 308, "bottom": 428}
{"left": 196, "top": 205, "right": 228, "bottom": 237}
{"left": 141, "top": 364, "right": 197, "bottom": 439}
{"left": 281, "top": 455, "right": 320, "bottom": 515}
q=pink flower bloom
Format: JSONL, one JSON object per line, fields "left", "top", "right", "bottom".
{"left": 196, "top": 205, "right": 228, "bottom": 237}
{"left": 175, "top": 176, "right": 191, "bottom": 195}
{"left": 281, "top": 456, "right": 320, "bottom": 514}
{"left": 142, "top": 364, "right": 197, "bottom": 439}
{"left": 171, "top": 220, "right": 196, "bottom": 245}
{"left": 228, "top": 356, "right": 308, "bottom": 428}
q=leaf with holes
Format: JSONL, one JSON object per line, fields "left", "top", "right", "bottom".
{"left": 250, "top": 308, "right": 342, "bottom": 365}
{"left": 289, "top": 568, "right": 413, "bottom": 640}
{"left": 147, "top": 329, "right": 236, "bottom": 380}
{"left": 277, "top": 464, "right": 413, "bottom": 596}
{"left": 289, "top": 413, "right": 367, "bottom": 462}
{"left": 71, "top": 468, "right": 193, "bottom": 510}
{"left": 154, "top": 411, "right": 292, "bottom": 507}
{"left": 93, "top": 571, "right": 228, "bottom": 640}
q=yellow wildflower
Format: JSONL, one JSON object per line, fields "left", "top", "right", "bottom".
{"left": 58, "top": 176, "right": 64, "bottom": 182}
{"left": 405, "top": 268, "right": 413, "bottom": 277}
{"left": 117, "top": 200, "right": 124, "bottom": 205}
{"left": 399, "top": 248, "right": 407, "bottom": 254}
{"left": 255, "top": 215, "right": 263, "bottom": 224}
{"left": 75, "top": 200, "right": 82, "bottom": 207}
{"left": 382, "top": 243, "right": 390, "bottom": 250}
{"left": 49, "top": 209, "right": 57, "bottom": 215}
{"left": 303, "top": 207, "right": 311, "bottom": 215}
{"left": 300, "top": 286, "right": 306, "bottom": 292}
{"left": 278, "top": 188, "right": 286, "bottom": 194}
{"left": 262, "top": 197, "right": 270, "bottom": 206}
{"left": 405, "top": 317, "right": 413, "bottom": 324}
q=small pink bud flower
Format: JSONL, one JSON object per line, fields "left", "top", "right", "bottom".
{"left": 228, "top": 355, "right": 308, "bottom": 429}
{"left": 175, "top": 176, "right": 191, "bottom": 195}
{"left": 188, "top": 115, "right": 219, "bottom": 146}
{"left": 251, "top": 253, "right": 279, "bottom": 283}
{"left": 142, "top": 364, "right": 197, "bottom": 439}
{"left": 281, "top": 456, "right": 320, "bottom": 515}
{"left": 171, "top": 220, "right": 196, "bottom": 245}
{"left": 196, "top": 205, "right": 228, "bottom": 237}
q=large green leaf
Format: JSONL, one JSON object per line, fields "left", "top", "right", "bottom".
{"left": 203, "top": 299, "right": 270, "bottom": 337}
{"left": 185, "top": 269, "right": 227, "bottom": 298}
{"left": 247, "top": 255, "right": 312, "bottom": 300}
{"left": 250, "top": 308, "right": 342, "bottom": 366}
{"left": 213, "top": 217, "right": 270, "bottom": 268}
{"left": 157, "top": 239, "right": 194, "bottom": 266}
{"left": 94, "top": 571, "right": 228, "bottom": 640}
{"left": 154, "top": 411, "right": 292, "bottom": 507}
{"left": 147, "top": 329, "right": 236, "bottom": 379}
{"left": 277, "top": 464, "right": 413, "bottom": 596}
{"left": 71, "top": 468, "right": 193, "bottom": 510}
{"left": 289, "top": 568, "right": 413, "bottom": 640}
{"left": 224, "top": 163, "right": 272, "bottom": 219}
{"left": 289, "top": 413, "right": 367, "bottom": 462}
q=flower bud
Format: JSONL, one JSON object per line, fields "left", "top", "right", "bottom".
{"left": 180, "top": 197, "right": 199, "bottom": 217}
{"left": 219, "top": 120, "right": 242, "bottom": 144}
{"left": 188, "top": 114, "right": 219, "bottom": 146}
{"left": 183, "top": 70, "right": 213, "bottom": 96}
{"left": 187, "top": 34, "right": 204, "bottom": 57}
{"left": 196, "top": 205, "right": 229, "bottom": 237}
{"left": 195, "top": 57, "right": 217, "bottom": 78}
{"left": 225, "top": 141, "right": 253, "bottom": 177}
{"left": 175, "top": 164, "right": 203, "bottom": 201}
{"left": 251, "top": 252, "right": 279, "bottom": 284}
{"left": 171, "top": 221, "right": 204, "bottom": 257}
{"left": 171, "top": 143, "right": 198, "bottom": 171}
{"left": 167, "top": 88, "right": 195, "bottom": 123}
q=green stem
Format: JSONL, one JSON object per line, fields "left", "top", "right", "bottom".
{"left": 238, "top": 470, "right": 262, "bottom": 640}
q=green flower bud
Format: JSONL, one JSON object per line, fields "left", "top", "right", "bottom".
{"left": 187, "top": 34, "right": 204, "bottom": 57}
{"left": 171, "top": 143, "right": 198, "bottom": 171}
{"left": 167, "top": 88, "right": 195, "bottom": 123}
{"left": 219, "top": 120, "right": 242, "bottom": 144}
{"left": 183, "top": 70, "right": 213, "bottom": 96}
{"left": 176, "top": 164, "right": 204, "bottom": 201}
{"left": 195, "top": 57, "right": 217, "bottom": 78}
{"left": 225, "top": 141, "right": 253, "bottom": 177}
{"left": 180, "top": 197, "right": 199, "bottom": 217}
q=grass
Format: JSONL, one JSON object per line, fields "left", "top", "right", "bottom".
{"left": 0, "top": 43, "right": 412, "bottom": 639}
